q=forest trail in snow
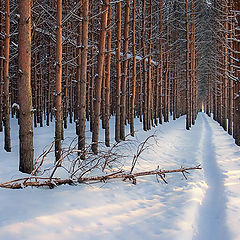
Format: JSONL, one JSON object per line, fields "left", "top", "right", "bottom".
{"left": 0, "top": 113, "right": 240, "bottom": 240}
{"left": 193, "top": 114, "right": 231, "bottom": 240}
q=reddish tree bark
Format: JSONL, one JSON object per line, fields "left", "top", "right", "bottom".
{"left": 18, "top": 0, "right": 34, "bottom": 173}
{"left": 55, "top": 0, "right": 63, "bottom": 161}
{"left": 130, "top": 0, "right": 136, "bottom": 136}
{"left": 222, "top": 4, "right": 228, "bottom": 131}
{"left": 141, "top": 0, "right": 148, "bottom": 131}
{"left": 115, "top": 2, "right": 121, "bottom": 142}
{"left": 0, "top": 0, "right": 3, "bottom": 133}
{"left": 228, "top": 0, "right": 234, "bottom": 135}
{"left": 78, "top": 0, "right": 89, "bottom": 153}
{"left": 185, "top": 0, "right": 191, "bottom": 130}
{"left": 190, "top": 0, "right": 196, "bottom": 125}
{"left": 3, "top": 0, "right": 11, "bottom": 152}
{"left": 105, "top": 5, "right": 112, "bottom": 146}
{"left": 147, "top": 0, "right": 153, "bottom": 130}
{"left": 120, "top": 0, "right": 130, "bottom": 140}
{"left": 158, "top": 0, "right": 163, "bottom": 125}
{"left": 92, "top": 0, "right": 109, "bottom": 154}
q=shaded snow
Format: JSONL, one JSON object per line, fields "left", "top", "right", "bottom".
{"left": 0, "top": 113, "right": 239, "bottom": 240}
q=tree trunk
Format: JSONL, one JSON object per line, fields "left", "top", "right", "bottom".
{"left": 190, "top": 0, "right": 196, "bottom": 125}
{"left": 222, "top": 4, "right": 228, "bottom": 131}
{"left": 78, "top": 0, "right": 89, "bottom": 153}
{"left": 185, "top": 0, "right": 190, "bottom": 130}
{"left": 18, "top": 0, "right": 34, "bottom": 173}
{"left": 141, "top": 0, "right": 147, "bottom": 131}
{"left": 164, "top": 21, "right": 170, "bottom": 123}
{"left": 158, "top": 0, "right": 163, "bottom": 125}
{"left": 147, "top": 0, "right": 153, "bottom": 130}
{"left": 115, "top": 2, "right": 121, "bottom": 142}
{"left": 3, "top": 0, "right": 11, "bottom": 152}
{"left": 138, "top": 62, "right": 143, "bottom": 122}
{"left": 120, "top": 0, "right": 130, "bottom": 140}
{"left": 228, "top": 0, "right": 233, "bottom": 135}
{"left": 75, "top": 8, "right": 82, "bottom": 136}
{"left": 105, "top": 5, "right": 112, "bottom": 146}
{"left": 63, "top": 20, "right": 69, "bottom": 129}
{"left": 101, "top": 60, "right": 106, "bottom": 129}
{"left": 92, "top": 0, "right": 109, "bottom": 154}
{"left": 130, "top": 0, "right": 136, "bottom": 136}
{"left": 89, "top": 4, "right": 94, "bottom": 132}
{"left": 0, "top": 0, "right": 3, "bottom": 133}
{"left": 46, "top": 38, "right": 51, "bottom": 126}
{"left": 55, "top": 0, "right": 63, "bottom": 161}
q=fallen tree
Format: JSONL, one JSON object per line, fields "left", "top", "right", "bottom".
{"left": 0, "top": 134, "right": 202, "bottom": 189}
{"left": 0, "top": 165, "right": 201, "bottom": 189}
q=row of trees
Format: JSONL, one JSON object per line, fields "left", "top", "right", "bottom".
{"left": 0, "top": 0, "right": 239, "bottom": 173}
{"left": 204, "top": 0, "right": 240, "bottom": 146}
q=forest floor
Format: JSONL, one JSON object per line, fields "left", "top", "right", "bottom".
{"left": 0, "top": 113, "right": 240, "bottom": 240}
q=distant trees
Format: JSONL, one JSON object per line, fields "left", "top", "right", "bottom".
{"left": 204, "top": 0, "right": 240, "bottom": 145}
{"left": 0, "top": 0, "right": 239, "bottom": 173}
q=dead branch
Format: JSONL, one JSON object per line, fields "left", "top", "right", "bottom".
{"left": 32, "top": 141, "right": 55, "bottom": 176}
{"left": 79, "top": 165, "right": 201, "bottom": 183}
{"left": 130, "top": 134, "right": 155, "bottom": 174}
{"left": 0, "top": 165, "right": 201, "bottom": 189}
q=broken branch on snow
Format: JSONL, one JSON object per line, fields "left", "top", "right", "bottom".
{"left": 0, "top": 165, "right": 201, "bottom": 189}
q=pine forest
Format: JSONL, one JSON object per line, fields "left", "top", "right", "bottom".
{"left": 0, "top": 1, "right": 240, "bottom": 239}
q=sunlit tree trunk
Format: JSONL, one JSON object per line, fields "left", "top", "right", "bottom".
{"left": 213, "top": 79, "right": 217, "bottom": 121}
{"left": 18, "top": 0, "right": 33, "bottom": 173}
{"left": 75, "top": 5, "right": 82, "bottom": 135}
{"left": 138, "top": 62, "right": 143, "bottom": 122}
{"left": 78, "top": 0, "right": 89, "bottom": 153}
{"left": 89, "top": 2, "right": 94, "bottom": 132}
{"left": 0, "top": 0, "right": 3, "bottom": 133}
{"left": 185, "top": 0, "right": 190, "bottom": 130}
{"left": 228, "top": 0, "right": 233, "bottom": 135}
{"left": 115, "top": 2, "right": 121, "bottom": 142}
{"left": 55, "top": 0, "right": 63, "bottom": 161}
{"left": 105, "top": 4, "right": 112, "bottom": 146}
{"left": 101, "top": 61, "right": 106, "bottom": 129}
{"left": 32, "top": 50, "right": 37, "bottom": 127}
{"left": 3, "top": 0, "right": 11, "bottom": 152}
{"left": 190, "top": 0, "right": 196, "bottom": 125}
{"left": 120, "top": 0, "right": 130, "bottom": 140}
{"left": 164, "top": 20, "right": 170, "bottom": 123}
{"left": 158, "top": 0, "right": 163, "bottom": 125}
{"left": 92, "top": 0, "right": 109, "bottom": 154}
{"left": 130, "top": 0, "right": 136, "bottom": 136}
{"left": 155, "top": 66, "right": 159, "bottom": 125}
{"left": 142, "top": 0, "right": 147, "bottom": 131}
{"left": 222, "top": 4, "right": 228, "bottom": 131}
{"left": 63, "top": 18, "right": 69, "bottom": 129}
{"left": 234, "top": 0, "right": 240, "bottom": 145}
{"left": 147, "top": 0, "right": 152, "bottom": 130}
{"left": 46, "top": 37, "right": 51, "bottom": 126}
{"left": 206, "top": 75, "right": 211, "bottom": 116}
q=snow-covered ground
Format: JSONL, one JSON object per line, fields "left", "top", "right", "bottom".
{"left": 0, "top": 113, "right": 239, "bottom": 240}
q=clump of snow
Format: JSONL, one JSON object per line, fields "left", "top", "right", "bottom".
{"left": 12, "top": 103, "right": 20, "bottom": 110}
